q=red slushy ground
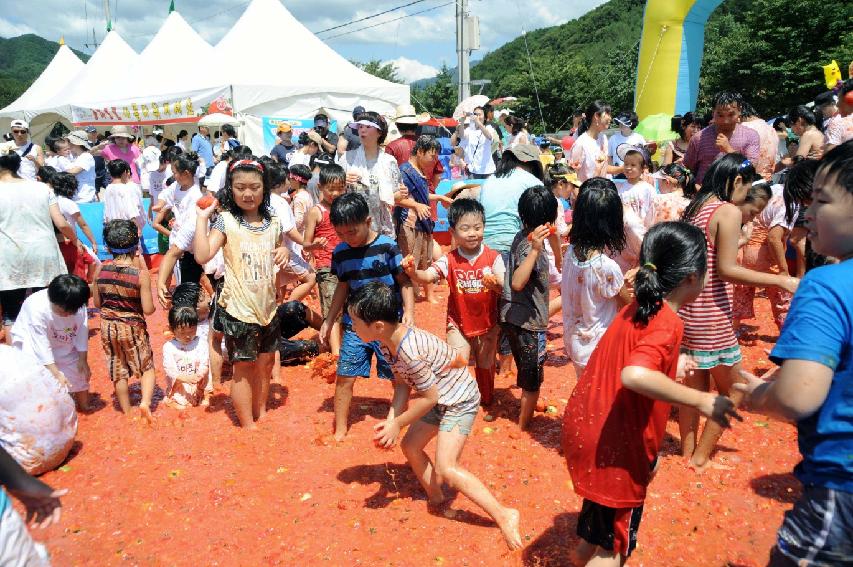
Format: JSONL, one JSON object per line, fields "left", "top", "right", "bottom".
{"left": 30, "top": 281, "right": 797, "bottom": 566}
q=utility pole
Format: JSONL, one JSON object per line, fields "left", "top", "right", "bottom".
{"left": 456, "top": 0, "right": 470, "bottom": 103}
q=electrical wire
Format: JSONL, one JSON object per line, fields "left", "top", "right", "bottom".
{"left": 315, "top": 0, "right": 429, "bottom": 34}
{"left": 513, "top": 0, "right": 546, "bottom": 133}
{"left": 321, "top": 1, "right": 454, "bottom": 41}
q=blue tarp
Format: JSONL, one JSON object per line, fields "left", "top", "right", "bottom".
{"left": 78, "top": 199, "right": 159, "bottom": 260}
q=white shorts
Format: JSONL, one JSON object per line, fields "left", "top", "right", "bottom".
{"left": 0, "top": 500, "right": 50, "bottom": 567}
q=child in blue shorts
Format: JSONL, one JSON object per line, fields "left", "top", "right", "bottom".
{"left": 736, "top": 141, "right": 853, "bottom": 566}
{"left": 347, "top": 282, "right": 522, "bottom": 551}
{"left": 319, "top": 193, "right": 414, "bottom": 441}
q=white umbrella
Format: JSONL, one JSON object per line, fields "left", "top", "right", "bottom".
{"left": 197, "top": 113, "right": 239, "bottom": 127}
{"left": 452, "top": 95, "right": 490, "bottom": 120}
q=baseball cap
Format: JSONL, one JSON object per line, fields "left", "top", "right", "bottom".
{"left": 352, "top": 105, "right": 365, "bottom": 119}
{"left": 276, "top": 123, "right": 292, "bottom": 133}
{"left": 10, "top": 119, "right": 28, "bottom": 130}
{"left": 84, "top": 126, "right": 98, "bottom": 134}
{"left": 314, "top": 113, "right": 329, "bottom": 127}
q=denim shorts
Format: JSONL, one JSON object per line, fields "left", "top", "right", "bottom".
{"left": 337, "top": 324, "right": 393, "bottom": 379}
{"left": 420, "top": 404, "right": 478, "bottom": 435}
{"left": 775, "top": 485, "right": 853, "bottom": 566}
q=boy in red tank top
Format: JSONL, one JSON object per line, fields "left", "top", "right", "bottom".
{"left": 404, "top": 199, "right": 504, "bottom": 411}
{"left": 303, "top": 164, "right": 347, "bottom": 355}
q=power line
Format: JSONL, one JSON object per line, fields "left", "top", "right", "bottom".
{"left": 321, "top": 1, "right": 454, "bottom": 41}
{"left": 314, "top": 0, "right": 429, "bottom": 35}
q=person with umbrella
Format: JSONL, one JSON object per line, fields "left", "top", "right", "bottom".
{"left": 451, "top": 107, "right": 497, "bottom": 179}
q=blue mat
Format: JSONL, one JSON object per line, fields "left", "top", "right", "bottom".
{"left": 77, "top": 199, "right": 159, "bottom": 260}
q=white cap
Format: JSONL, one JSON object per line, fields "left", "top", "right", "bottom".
{"left": 10, "top": 119, "right": 29, "bottom": 130}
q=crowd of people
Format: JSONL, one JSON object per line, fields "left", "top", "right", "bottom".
{"left": 0, "top": 75, "right": 852, "bottom": 564}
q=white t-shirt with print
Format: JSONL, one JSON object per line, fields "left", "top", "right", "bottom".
{"left": 571, "top": 132, "right": 608, "bottom": 182}
{"left": 459, "top": 124, "right": 497, "bottom": 176}
{"left": 158, "top": 182, "right": 202, "bottom": 247}
{"left": 10, "top": 290, "right": 89, "bottom": 392}
{"left": 102, "top": 182, "right": 146, "bottom": 230}
{"left": 162, "top": 337, "right": 210, "bottom": 407}
{"left": 617, "top": 180, "right": 656, "bottom": 229}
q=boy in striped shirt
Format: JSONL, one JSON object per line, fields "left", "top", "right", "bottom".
{"left": 347, "top": 282, "right": 522, "bottom": 551}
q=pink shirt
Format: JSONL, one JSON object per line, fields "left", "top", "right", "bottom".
{"left": 684, "top": 124, "right": 760, "bottom": 184}
{"left": 102, "top": 143, "right": 142, "bottom": 184}
{"left": 742, "top": 118, "right": 778, "bottom": 181}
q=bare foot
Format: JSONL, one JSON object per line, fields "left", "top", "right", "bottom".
{"left": 688, "top": 457, "right": 733, "bottom": 474}
{"left": 139, "top": 405, "right": 154, "bottom": 425}
{"left": 333, "top": 429, "right": 347, "bottom": 442}
{"left": 244, "top": 423, "right": 259, "bottom": 431}
{"left": 427, "top": 296, "right": 440, "bottom": 305}
{"left": 200, "top": 396, "right": 210, "bottom": 407}
{"left": 497, "top": 508, "right": 523, "bottom": 550}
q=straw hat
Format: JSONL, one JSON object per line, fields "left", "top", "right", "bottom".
{"left": 65, "top": 130, "right": 92, "bottom": 149}
{"left": 110, "top": 125, "right": 135, "bottom": 140}
{"left": 392, "top": 104, "right": 420, "bottom": 125}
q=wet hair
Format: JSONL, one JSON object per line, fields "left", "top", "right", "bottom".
{"left": 682, "top": 153, "right": 758, "bottom": 222}
{"left": 103, "top": 219, "right": 139, "bottom": 252}
{"left": 172, "top": 151, "right": 200, "bottom": 175}
{"left": 633, "top": 222, "right": 707, "bottom": 325}
{"left": 518, "top": 185, "right": 558, "bottom": 231}
{"left": 447, "top": 198, "right": 485, "bottom": 228}
{"left": 50, "top": 172, "right": 78, "bottom": 199}
{"left": 288, "top": 164, "right": 312, "bottom": 186}
{"left": 544, "top": 162, "right": 571, "bottom": 190}
{"left": 267, "top": 162, "right": 288, "bottom": 189}
{"left": 220, "top": 154, "right": 271, "bottom": 221}
{"left": 671, "top": 112, "right": 700, "bottom": 140}
{"left": 347, "top": 281, "right": 399, "bottom": 324}
{"left": 411, "top": 135, "right": 441, "bottom": 157}
{"left": 168, "top": 305, "right": 198, "bottom": 330}
{"left": 578, "top": 100, "right": 612, "bottom": 135}
{"left": 739, "top": 101, "right": 758, "bottom": 118}
{"left": 0, "top": 153, "right": 22, "bottom": 173}
{"left": 221, "top": 124, "right": 237, "bottom": 138}
{"left": 787, "top": 105, "right": 817, "bottom": 127}
{"left": 170, "top": 281, "right": 201, "bottom": 308}
{"left": 233, "top": 145, "right": 253, "bottom": 158}
{"left": 330, "top": 192, "right": 369, "bottom": 227}
{"left": 318, "top": 163, "right": 346, "bottom": 187}
{"left": 354, "top": 111, "right": 389, "bottom": 144}
{"left": 310, "top": 152, "right": 335, "bottom": 169}
{"left": 816, "top": 139, "right": 853, "bottom": 196}
{"left": 661, "top": 163, "right": 697, "bottom": 198}
{"left": 712, "top": 91, "right": 743, "bottom": 110}
{"left": 47, "top": 274, "right": 90, "bottom": 313}
{"left": 107, "top": 158, "right": 131, "bottom": 179}
{"left": 569, "top": 178, "right": 626, "bottom": 261}
{"left": 744, "top": 181, "right": 772, "bottom": 205}
{"left": 783, "top": 158, "right": 820, "bottom": 224}
{"left": 37, "top": 165, "right": 58, "bottom": 184}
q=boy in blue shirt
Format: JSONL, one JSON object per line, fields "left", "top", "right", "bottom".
{"left": 320, "top": 193, "right": 415, "bottom": 441}
{"left": 737, "top": 140, "right": 853, "bottom": 566}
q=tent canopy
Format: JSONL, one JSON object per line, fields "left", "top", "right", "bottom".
{"left": 0, "top": 43, "right": 84, "bottom": 120}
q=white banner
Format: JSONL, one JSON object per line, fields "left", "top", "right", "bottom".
{"left": 71, "top": 88, "right": 231, "bottom": 126}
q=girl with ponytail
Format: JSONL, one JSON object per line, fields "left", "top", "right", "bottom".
{"left": 563, "top": 221, "right": 740, "bottom": 566}
{"left": 679, "top": 153, "right": 799, "bottom": 472}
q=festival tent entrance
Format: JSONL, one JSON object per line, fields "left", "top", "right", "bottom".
{"left": 67, "top": 0, "right": 410, "bottom": 150}
{"left": 0, "top": 41, "right": 85, "bottom": 139}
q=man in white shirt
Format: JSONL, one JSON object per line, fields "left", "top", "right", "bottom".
{"left": 9, "top": 120, "right": 43, "bottom": 181}
{"left": 452, "top": 107, "right": 497, "bottom": 178}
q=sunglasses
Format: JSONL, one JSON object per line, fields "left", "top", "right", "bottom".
{"left": 11, "top": 129, "right": 27, "bottom": 135}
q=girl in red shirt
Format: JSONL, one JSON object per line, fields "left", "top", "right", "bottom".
{"left": 562, "top": 221, "right": 741, "bottom": 565}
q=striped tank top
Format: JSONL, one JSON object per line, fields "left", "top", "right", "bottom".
{"left": 97, "top": 263, "right": 146, "bottom": 327}
{"left": 679, "top": 201, "right": 738, "bottom": 351}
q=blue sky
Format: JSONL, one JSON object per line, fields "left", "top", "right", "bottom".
{"left": 1, "top": 0, "right": 608, "bottom": 83}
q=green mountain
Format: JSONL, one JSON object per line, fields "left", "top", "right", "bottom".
{"left": 416, "top": 0, "right": 852, "bottom": 130}
{"left": 0, "top": 34, "right": 90, "bottom": 108}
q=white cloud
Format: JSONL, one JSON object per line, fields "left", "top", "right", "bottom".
{"left": 384, "top": 56, "right": 439, "bottom": 83}
{"left": 0, "top": 17, "right": 36, "bottom": 38}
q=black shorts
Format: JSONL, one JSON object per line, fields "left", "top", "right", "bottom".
{"left": 0, "top": 287, "right": 43, "bottom": 326}
{"left": 577, "top": 499, "right": 644, "bottom": 558}
{"left": 210, "top": 278, "right": 225, "bottom": 333}
{"left": 219, "top": 309, "right": 280, "bottom": 363}
{"left": 178, "top": 252, "right": 203, "bottom": 284}
{"left": 500, "top": 322, "right": 545, "bottom": 392}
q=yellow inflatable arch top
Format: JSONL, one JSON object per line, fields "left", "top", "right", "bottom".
{"left": 635, "top": 0, "right": 724, "bottom": 119}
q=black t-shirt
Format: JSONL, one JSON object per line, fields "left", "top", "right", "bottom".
{"left": 270, "top": 142, "right": 296, "bottom": 166}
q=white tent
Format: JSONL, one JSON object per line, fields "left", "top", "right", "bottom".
{"left": 34, "top": 30, "right": 138, "bottom": 121}
{"left": 0, "top": 41, "right": 84, "bottom": 120}
{"left": 91, "top": 11, "right": 215, "bottom": 107}
{"left": 0, "top": 41, "right": 85, "bottom": 140}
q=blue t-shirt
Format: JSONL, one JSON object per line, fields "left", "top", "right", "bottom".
{"left": 395, "top": 162, "right": 434, "bottom": 234}
{"left": 332, "top": 234, "right": 403, "bottom": 324}
{"left": 479, "top": 168, "right": 542, "bottom": 252}
{"left": 770, "top": 259, "right": 853, "bottom": 492}
{"left": 191, "top": 134, "right": 215, "bottom": 170}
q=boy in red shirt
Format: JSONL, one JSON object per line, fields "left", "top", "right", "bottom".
{"left": 404, "top": 198, "right": 504, "bottom": 410}
{"left": 562, "top": 222, "right": 740, "bottom": 565}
